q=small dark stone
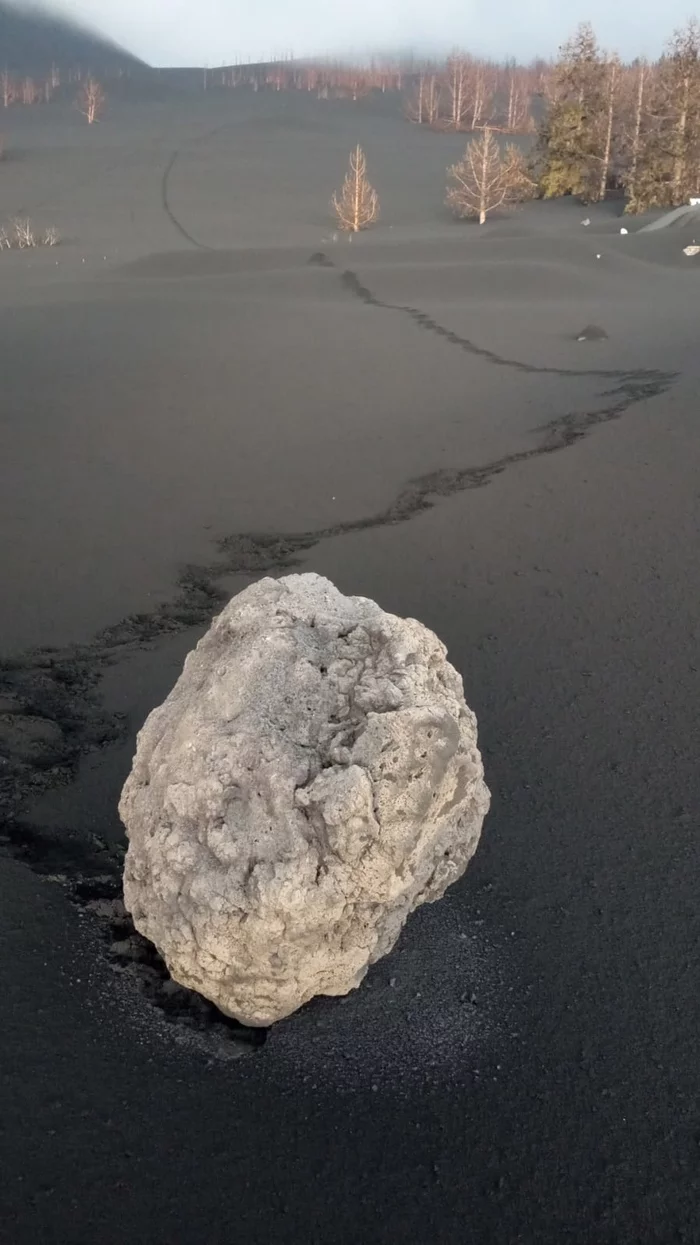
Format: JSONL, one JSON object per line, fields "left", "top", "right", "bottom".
{"left": 576, "top": 323, "right": 608, "bottom": 342}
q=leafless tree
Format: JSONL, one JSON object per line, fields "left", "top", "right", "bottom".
{"left": 425, "top": 74, "right": 442, "bottom": 126}
{"left": 405, "top": 72, "right": 441, "bottom": 126}
{"left": 300, "top": 65, "right": 320, "bottom": 92}
{"left": 505, "top": 66, "right": 533, "bottom": 132}
{"left": 21, "top": 77, "right": 39, "bottom": 105}
{"left": 405, "top": 73, "right": 428, "bottom": 123}
{"left": 468, "top": 66, "right": 493, "bottom": 130}
{"left": 598, "top": 57, "right": 620, "bottom": 199}
{"left": 668, "top": 19, "right": 700, "bottom": 201}
{"left": 77, "top": 76, "right": 106, "bottom": 124}
{"left": 0, "top": 218, "right": 60, "bottom": 249}
{"left": 1, "top": 70, "right": 15, "bottom": 108}
{"left": 625, "top": 60, "right": 648, "bottom": 206}
{"left": 446, "top": 129, "right": 533, "bottom": 224}
{"left": 622, "top": 20, "right": 700, "bottom": 209}
{"left": 12, "top": 217, "right": 36, "bottom": 248}
{"left": 331, "top": 145, "right": 380, "bottom": 232}
{"left": 266, "top": 63, "right": 285, "bottom": 91}
{"left": 405, "top": 58, "right": 536, "bottom": 134}
{"left": 444, "top": 54, "right": 470, "bottom": 129}
{"left": 344, "top": 69, "right": 370, "bottom": 101}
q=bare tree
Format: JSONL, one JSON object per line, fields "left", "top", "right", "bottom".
{"left": 468, "top": 65, "right": 493, "bottom": 130}
{"left": 598, "top": 57, "right": 619, "bottom": 199}
{"left": 12, "top": 217, "right": 36, "bottom": 248}
{"left": 0, "top": 217, "right": 60, "bottom": 250}
{"left": 77, "top": 76, "right": 106, "bottom": 124}
{"left": 404, "top": 70, "right": 441, "bottom": 125}
{"left": 444, "top": 54, "right": 470, "bottom": 129}
{"left": 331, "top": 145, "right": 380, "bottom": 232}
{"left": 504, "top": 65, "right": 534, "bottom": 132}
{"left": 620, "top": 58, "right": 647, "bottom": 206}
{"left": 344, "top": 69, "right": 370, "bottom": 101}
{"left": 405, "top": 73, "right": 427, "bottom": 123}
{"left": 446, "top": 129, "right": 533, "bottom": 224}
{"left": 301, "top": 65, "right": 321, "bottom": 92}
{"left": 21, "top": 77, "right": 40, "bottom": 105}
{"left": 507, "top": 68, "right": 522, "bottom": 130}
{"left": 266, "top": 63, "right": 286, "bottom": 92}
{"left": 425, "top": 73, "right": 441, "bottom": 126}
{"left": 668, "top": 19, "right": 700, "bottom": 201}
{"left": 626, "top": 60, "right": 647, "bottom": 206}
{"left": 1, "top": 70, "right": 15, "bottom": 108}
{"left": 625, "top": 20, "right": 700, "bottom": 209}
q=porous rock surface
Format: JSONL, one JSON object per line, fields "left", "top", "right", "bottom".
{"left": 120, "top": 574, "right": 490, "bottom": 1026}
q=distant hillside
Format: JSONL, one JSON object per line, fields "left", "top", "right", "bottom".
{"left": 0, "top": 1, "right": 144, "bottom": 72}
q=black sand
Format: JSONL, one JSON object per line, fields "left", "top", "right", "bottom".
{"left": 2, "top": 88, "right": 700, "bottom": 1243}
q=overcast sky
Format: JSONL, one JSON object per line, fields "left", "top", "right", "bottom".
{"left": 30, "top": 0, "right": 696, "bottom": 65}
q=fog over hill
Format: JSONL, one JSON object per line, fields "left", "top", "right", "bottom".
{"left": 0, "top": 0, "right": 143, "bottom": 70}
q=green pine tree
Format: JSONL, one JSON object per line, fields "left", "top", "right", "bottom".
{"left": 535, "top": 22, "right": 608, "bottom": 201}
{"left": 535, "top": 102, "right": 600, "bottom": 198}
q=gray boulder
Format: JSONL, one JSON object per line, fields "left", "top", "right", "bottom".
{"left": 120, "top": 574, "right": 490, "bottom": 1026}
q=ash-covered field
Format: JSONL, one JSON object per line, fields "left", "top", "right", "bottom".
{"left": 2, "top": 85, "right": 700, "bottom": 1244}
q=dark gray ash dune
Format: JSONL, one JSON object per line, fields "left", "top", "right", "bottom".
{"left": 0, "top": 0, "right": 142, "bottom": 71}
{"left": 1, "top": 83, "right": 700, "bottom": 1245}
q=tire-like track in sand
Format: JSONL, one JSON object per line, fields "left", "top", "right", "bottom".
{"left": 160, "top": 121, "right": 239, "bottom": 250}
{"left": 0, "top": 257, "right": 679, "bottom": 1048}
{"left": 160, "top": 148, "right": 214, "bottom": 250}
{"left": 0, "top": 257, "right": 677, "bottom": 828}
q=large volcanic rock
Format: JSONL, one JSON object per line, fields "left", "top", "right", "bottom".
{"left": 120, "top": 574, "right": 490, "bottom": 1026}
